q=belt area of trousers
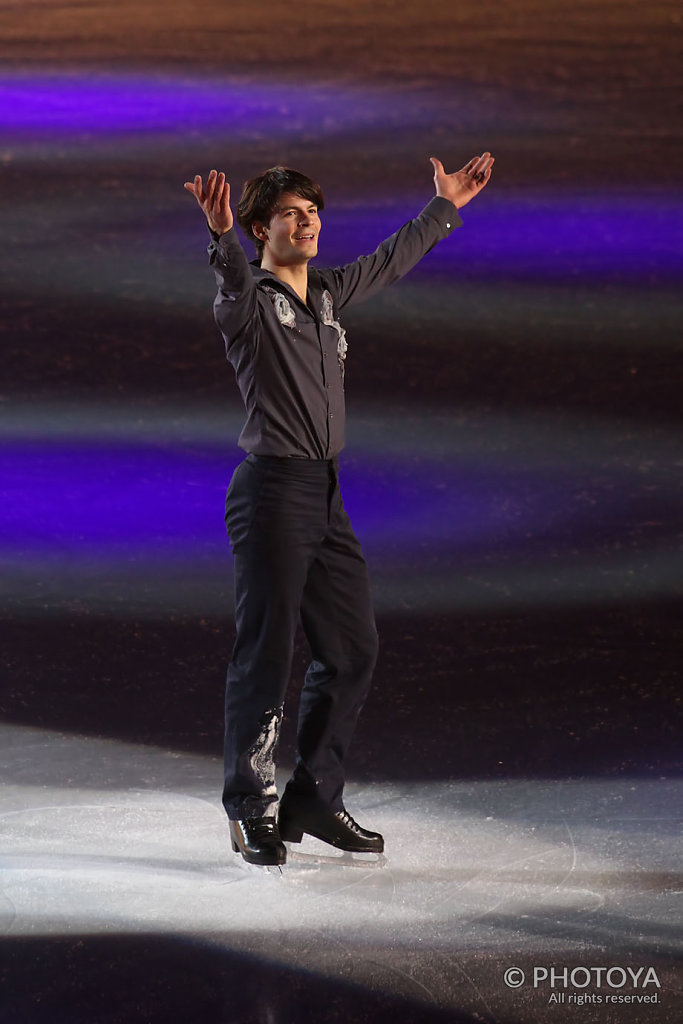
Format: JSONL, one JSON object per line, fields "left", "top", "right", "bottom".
{"left": 243, "top": 453, "right": 339, "bottom": 521}
{"left": 245, "top": 453, "right": 339, "bottom": 476}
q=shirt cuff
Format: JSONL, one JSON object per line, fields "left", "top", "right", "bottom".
{"left": 208, "top": 224, "right": 236, "bottom": 243}
{"left": 422, "top": 195, "right": 463, "bottom": 235}
{"left": 207, "top": 227, "right": 243, "bottom": 269}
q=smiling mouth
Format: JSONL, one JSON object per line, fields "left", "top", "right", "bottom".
{"left": 293, "top": 234, "right": 315, "bottom": 241}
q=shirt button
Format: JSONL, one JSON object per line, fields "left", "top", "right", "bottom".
{"left": 446, "top": 222, "right": 451, "bottom": 229}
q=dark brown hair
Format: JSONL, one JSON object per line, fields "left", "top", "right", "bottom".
{"left": 236, "top": 166, "right": 325, "bottom": 259}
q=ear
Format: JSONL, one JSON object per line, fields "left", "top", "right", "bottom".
{"left": 252, "top": 221, "right": 269, "bottom": 242}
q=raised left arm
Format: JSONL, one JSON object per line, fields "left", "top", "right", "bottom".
{"left": 320, "top": 153, "right": 494, "bottom": 309}
{"left": 321, "top": 196, "right": 461, "bottom": 310}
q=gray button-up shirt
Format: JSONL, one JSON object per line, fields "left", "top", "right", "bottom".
{"left": 209, "top": 196, "right": 462, "bottom": 458}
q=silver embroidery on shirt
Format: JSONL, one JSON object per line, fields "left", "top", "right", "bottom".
{"left": 321, "top": 289, "right": 347, "bottom": 379}
{"left": 265, "top": 287, "right": 297, "bottom": 329}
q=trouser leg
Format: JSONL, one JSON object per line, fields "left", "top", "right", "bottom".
{"left": 221, "top": 457, "right": 326, "bottom": 820}
{"left": 285, "top": 468, "right": 379, "bottom": 811}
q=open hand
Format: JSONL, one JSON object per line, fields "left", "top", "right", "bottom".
{"left": 183, "top": 169, "right": 233, "bottom": 235}
{"left": 429, "top": 153, "right": 495, "bottom": 210}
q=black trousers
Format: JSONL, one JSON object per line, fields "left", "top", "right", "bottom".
{"left": 222, "top": 454, "right": 379, "bottom": 820}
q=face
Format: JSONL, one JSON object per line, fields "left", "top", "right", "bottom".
{"left": 255, "top": 192, "right": 321, "bottom": 266}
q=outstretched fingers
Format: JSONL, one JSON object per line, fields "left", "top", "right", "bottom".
{"left": 203, "top": 170, "right": 230, "bottom": 217}
{"left": 183, "top": 169, "right": 226, "bottom": 208}
{"left": 461, "top": 153, "right": 490, "bottom": 172}
{"left": 183, "top": 173, "right": 205, "bottom": 202}
{"left": 204, "top": 169, "right": 218, "bottom": 207}
{"left": 462, "top": 156, "right": 480, "bottom": 173}
{"left": 219, "top": 178, "right": 231, "bottom": 218}
{"left": 212, "top": 171, "right": 226, "bottom": 213}
{"left": 431, "top": 150, "right": 495, "bottom": 209}
{"left": 184, "top": 169, "right": 233, "bottom": 233}
{"left": 474, "top": 152, "right": 494, "bottom": 176}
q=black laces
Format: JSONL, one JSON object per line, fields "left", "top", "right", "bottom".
{"left": 245, "top": 817, "right": 282, "bottom": 841}
{"left": 335, "top": 810, "right": 362, "bottom": 833}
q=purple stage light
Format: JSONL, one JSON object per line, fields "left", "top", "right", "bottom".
{"left": 2, "top": 412, "right": 680, "bottom": 615}
{"left": 0, "top": 441, "right": 233, "bottom": 553}
{"left": 14, "top": 193, "right": 676, "bottom": 303}
{"left": 0, "top": 71, "right": 408, "bottom": 137}
{"left": 1, "top": 72, "right": 679, "bottom": 286}
{"left": 323, "top": 196, "right": 683, "bottom": 283}
{"left": 0, "top": 439, "right": 629, "bottom": 563}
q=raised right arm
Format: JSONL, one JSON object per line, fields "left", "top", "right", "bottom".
{"left": 184, "top": 170, "right": 256, "bottom": 341}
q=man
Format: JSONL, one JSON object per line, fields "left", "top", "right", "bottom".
{"left": 184, "top": 153, "right": 494, "bottom": 866}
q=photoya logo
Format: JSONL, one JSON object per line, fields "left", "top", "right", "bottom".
{"left": 504, "top": 965, "right": 661, "bottom": 990}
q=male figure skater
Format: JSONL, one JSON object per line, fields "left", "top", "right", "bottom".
{"left": 184, "top": 152, "right": 494, "bottom": 865}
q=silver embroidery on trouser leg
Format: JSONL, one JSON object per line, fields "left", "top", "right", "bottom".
{"left": 247, "top": 706, "right": 283, "bottom": 802}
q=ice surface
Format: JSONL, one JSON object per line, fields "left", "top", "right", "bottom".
{"left": 1, "top": 723, "right": 680, "bottom": 1022}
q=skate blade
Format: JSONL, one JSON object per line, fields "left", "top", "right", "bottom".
{"left": 239, "top": 860, "right": 284, "bottom": 878}
{"left": 285, "top": 846, "right": 387, "bottom": 869}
